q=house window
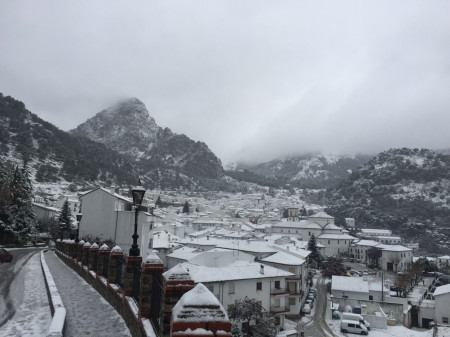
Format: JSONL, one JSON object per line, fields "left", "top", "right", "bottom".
{"left": 256, "top": 282, "right": 262, "bottom": 291}
{"left": 274, "top": 298, "right": 280, "bottom": 307}
{"left": 328, "top": 240, "right": 330, "bottom": 244}
{"left": 443, "top": 317, "right": 449, "bottom": 324}
{"left": 369, "top": 295, "right": 373, "bottom": 300}
{"left": 288, "top": 267, "right": 295, "bottom": 273}
{"left": 289, "top": 297, "right": 296, "bottom": 305}
{"left": 275, "top": 316, "right": 281, "bottom": 326}
{"left": 275, "top": 280, "right": 280, "bottom": 289}
{"left": 229, "top": 282, "right": 235, "bottom": 294}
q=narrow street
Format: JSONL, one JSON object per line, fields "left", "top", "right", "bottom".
{"left": 303, "top": 277, "right": 335, "bottom": 337}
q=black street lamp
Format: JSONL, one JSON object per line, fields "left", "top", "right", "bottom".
{"left": 75, "top": 213, "right": 83, "bottom": 243}
{"left": 129, "top": 183, "right": 146, "bottom": 257}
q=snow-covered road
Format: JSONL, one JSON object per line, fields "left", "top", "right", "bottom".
{"left": 0, "top": 249, "right": 52, "bottom": 337}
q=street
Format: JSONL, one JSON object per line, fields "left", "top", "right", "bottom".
{"left": 0, "top": 247, "right": 51, "bottom": 336}
{"left": 302, "top": 277, "right": 335, "bottom": 337}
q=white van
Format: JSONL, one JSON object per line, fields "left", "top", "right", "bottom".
{"left": 342, "top": 313, "right": 371, "bottom": 330}
{"left": 340, "top": 319, "right": 368, "bottom": 335}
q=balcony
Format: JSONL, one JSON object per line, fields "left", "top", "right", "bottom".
{"left": 286, "top": 276, "right": 301, "bottom": 280}
{"left": 270, "top": 305, "right": 290, "bottom": 315}
{"left": 270, "top": 287, "right": 290, "bottom": 296}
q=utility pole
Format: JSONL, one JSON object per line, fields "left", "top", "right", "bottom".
{"left": 381, "top": 272, "right": 384, "bottom": 302}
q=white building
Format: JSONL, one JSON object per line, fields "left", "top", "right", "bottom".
{"left": 351, "top": 240, "right": 381, "bottom": 263}
{"left": 434, "top": 284, "right": 450, "bottom": 325}
{"left": 173, "top": 249, "right": 294, "bottom": 329}
{"left": 345, "top": 218, "right": 355, "bottom": 229}
{"left": 317, "top": 234, "right": 356, "bottom": 257}
{"left": 79, "top": 187, "right": 155, "bottom": 258}
{"left": 378, "top": 244, "right": 413, "bottom": 272}
{"left": 436, "top": 255, "right": 450, "bottom": 270}
{"left": 261, "top": 251, "right": 307, "bottom": 316}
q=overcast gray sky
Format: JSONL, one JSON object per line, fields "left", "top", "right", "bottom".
{"left": 1, "top": 1, "right": 449, "bottom": 164}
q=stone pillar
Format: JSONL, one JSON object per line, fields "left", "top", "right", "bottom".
{"left": 71, "top": 241, "right": 77, "bottom": 259}
{"left": 97, "top": 244, "right": 110, "bottom": 278}
{"left": 161, "top": 264, "right": 195, "bottom": 337}
{"left": 89, "top": 243, "right": 99, "bottom": 272}
{"left": 124, "top": 256, "right": 142, "bottom": 296}
{"left": 108, "top": 246, "right": 124, "bottom": 285}
{"left": 140, "top": 253, "right": 164, "bottom": 319}
{"left": 82, "top": 242, "right": 91, "bottom": 267}
{"left": 78, "top": 240, "right": 85, "bottom": 263}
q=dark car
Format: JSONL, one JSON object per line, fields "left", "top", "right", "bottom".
{"left": 0, "top": 248, "right": 13, "bottom": 263}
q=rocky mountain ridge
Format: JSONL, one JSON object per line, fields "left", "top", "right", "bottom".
{"left": 70, "top": 98, "right": 224, "bottom": 183}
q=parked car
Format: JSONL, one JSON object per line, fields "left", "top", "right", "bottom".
{"left": 345, "top": 265, "right": 352, "bottom": 271}
{"left": 306, "top": 299, "right": 314, "bottom": 309}
{"left": 0, "top": 248, "right": 13, "bottom": 263}
{"left": 301, "top": 303, "right": 311, "bottom": 315}
{"left": 341, "top": 313, "right": 371, "bottom": 330}
{"left": 340, "top": 319, "right": 368, "bottom": 335}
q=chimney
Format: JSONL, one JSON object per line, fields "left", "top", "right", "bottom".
{"left": 260, "top": 264, "right": 264, "bottom": 274}
{"left": 207, "top": 235, "right": 209, "bottom": 240}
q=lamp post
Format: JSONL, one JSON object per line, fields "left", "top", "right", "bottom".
{"left": 75, "top": 213, "right": 83, "bottom": 243}
{"left": 129, "top": 183, "right": 146, "bottom": 257}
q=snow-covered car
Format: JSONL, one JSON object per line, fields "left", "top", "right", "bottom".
{"left": 301, "top": 303, "right": 311, "bottom": 315}
{"left": 306, "top": 299, "right": 314, "bottom": 309}
{"left": 0, "top": 248, "right": 13, "bottom": 263}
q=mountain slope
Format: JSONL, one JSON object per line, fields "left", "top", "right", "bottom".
{"left": 0, "top": 93, "right": 137, "bottom": 187}
{"left": 70, "top": 98, "right": 224, "bottom": 182}
{"left": 231, "top": 153, "right": 371, "bottom": 189}
{"left": 326, "top": 148, "right": 450, "bottom": 252}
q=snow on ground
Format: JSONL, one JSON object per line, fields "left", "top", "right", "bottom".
{"left": 328, "top": 318, "right": 433, "bottom": 337}
{"left": 44, "top": 251, "right": 131, "bottom": 337}
{"left": 0, "top": 252, "right": 52, "bottom": 337}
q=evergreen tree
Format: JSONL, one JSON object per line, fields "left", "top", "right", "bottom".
{"left": 182, "top": 200, "right": 190, "bottom": 214}
{"left": 320, "top": 256, "right": 346, "bottom": 279}
{"left": 155, "top": 195, "right": 162, "bottom": 207}
{"left": 307, "top": 234, "right": 322, "bottom": 267}
{"left": 58, "top": 199, "right": 72, "bottom": 239}
{"left": 8, "top": 164, "right": 35, "bottom": 242}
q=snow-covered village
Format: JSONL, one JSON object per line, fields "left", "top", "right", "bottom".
{"left": 1, "top": 2, "right": 450, "bottom": 337}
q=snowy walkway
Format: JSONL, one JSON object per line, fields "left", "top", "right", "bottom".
{"left": 44, "top": 251, "right": 131, "bottom": 337}
{"left": 0, "top": 251, "right": 52, "bottom": 337}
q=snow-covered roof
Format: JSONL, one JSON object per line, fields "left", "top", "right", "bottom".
{"left": 360, "top": 229, "right": 391, "bottom": 235}
{"left": 332, "top": 276, "right": 369, "bottom": 293}
{"left": 437, "top": 255, "right": 450, "bottom": 260}
{"left": 354, "top": 240, "right": 380, "bottom": 247}
{"left": 167, "top": 247, "right": 202, "bottom": 261}
{"left": 308, "top": 211, "right": 334, "bottom": 219}
{"left": 323, "top": 223, "right": 342, "bottom": 230}
{"left": 216, "top": 240, "right": 278, "bottom": 254}
{"left": 172, "top": 283, "right": 229, "bottom": 323}
{"left": 261, "top": 251, "right": 305, "bottom": 266}
{"left": 377, "top": 244, "right": 412, "bottom": 252}
{"left": 318, "top": 234, "right": 355, "bottom": 240}
{"left": 188, "top": 249, "right": 254, "bottom": 267}
{"left": 272, "top": 220, "right": 321, "bottom": 229}
{"left": 434, "top": 284, "right": 450, "bottom": 296}
{"left": 183, "top": 260, "right": 293, "bottom": 283}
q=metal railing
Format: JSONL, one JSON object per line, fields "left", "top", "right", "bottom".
{"left": 132, "top": 261, "right": 142, "bottom": 303}
{"left": 102, "top": 254, "right": 109, "bottom": 278}
{"left": 116, "top": 255, "right": 126, "bottom": 289}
